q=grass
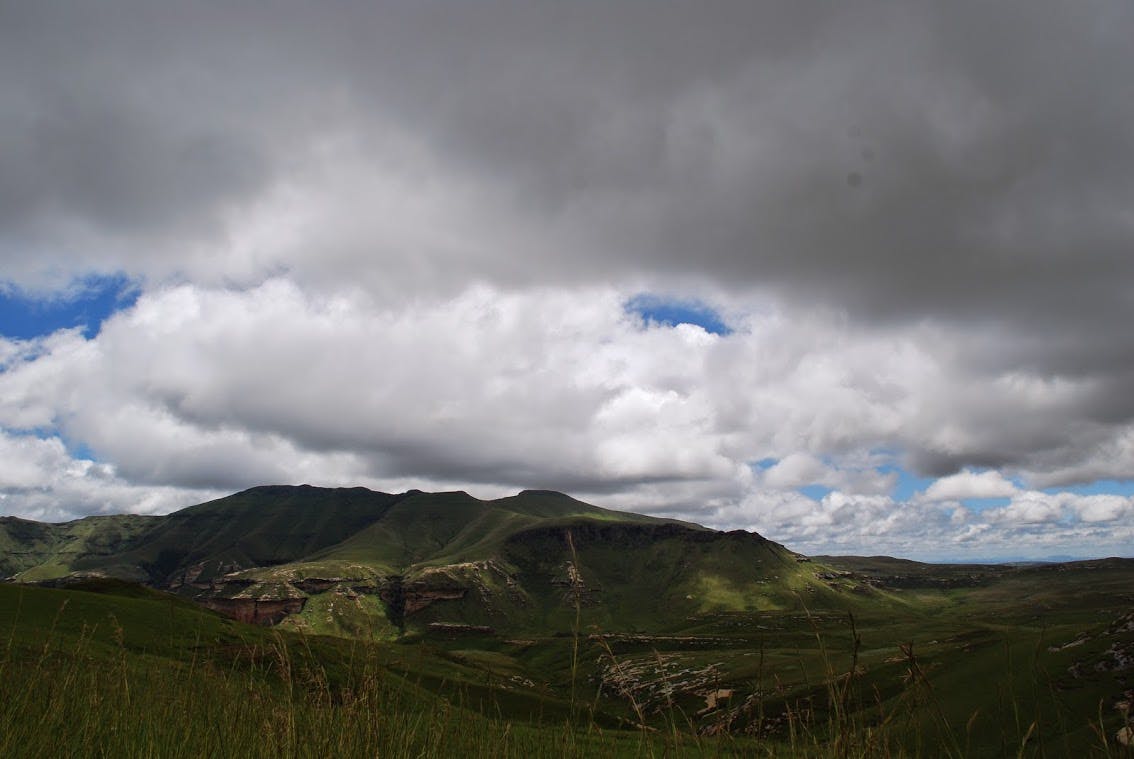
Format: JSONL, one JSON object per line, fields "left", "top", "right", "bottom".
{"left": 0, "top": 514, "right": 158, "bottom": 581}
{"left": 3, "top": 579, "right": 1132, "bottom": 757}
{"left": 0, "top": 582, "right": 756, "bottom": 758}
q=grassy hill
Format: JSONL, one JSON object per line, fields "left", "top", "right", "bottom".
{"left": 0, "top": 513, "right": 159, "bottom": 581}
{"left": 3, "top": 486, "right": 812, "bottom": 638}
{"left": 0, "top": 580, "right": 703, "bottom": 757}
{"left": 91, "top": 485, "right": 409, "bottom": 582}
{"left": 4, "top": 557, "right": 1133, "bottom": 755}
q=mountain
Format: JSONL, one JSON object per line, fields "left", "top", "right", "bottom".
{"left": 1, "top": 485, "right": 823, "bottom": 637}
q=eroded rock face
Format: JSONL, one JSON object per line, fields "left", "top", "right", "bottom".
{"left": 404, "top": 586, "right": 467, "bottom": 615}
{"left": 202, "top": 597, "right": 307, "bottom": 625}
{"left": 193, "top": 571, "right": 479, "bottom": 630}
{"left": 427, "top": 622, "right": 494, "bottom": 636}
{"left": 290, "top": 578, "right": 339, "bottom": 593}
{"left": 188, "top": 562, "right": 506, "bottom": 630}
{"left": 376, "top": 575, "right": 468, "bottom": 626}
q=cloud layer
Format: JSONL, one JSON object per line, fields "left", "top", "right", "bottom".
{"left": 2, "top": 2, "right": 1133, "bottom": 559}
{"left": 2, "top": 281, "right": 1132, "bottom": 559}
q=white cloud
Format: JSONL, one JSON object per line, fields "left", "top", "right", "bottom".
{"left": 684, "top": 484, "right": 1134, "bottom": 561}
{"left": 1, "top": 278, "right": 1133, "bottom": 558}
{"left": 1072, "top": 494, "right": 1133, "bottom": 524}
{"left": 921, "top": 469, "right": 1019, "bottom": 502}
{"left": 761, "top": 453, "right": 828, "bottom": 490}
{"left": 990, "top": 492, "right": 1065, "bottom": 525}
{"left": 0, "top": 429, "right": 222, "bottom": 522}
{"left": 0, "top": 281, "right": 942, "bottom": 505}
{"left": 758, "top": 453, "right": 897, "bottom": 496}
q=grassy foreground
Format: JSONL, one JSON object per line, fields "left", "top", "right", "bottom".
{"left": 2, "top": 580, "right": 1132, "bottom": 757}
{"left": 0, "top": 582, "right": 755, "bottom": 758}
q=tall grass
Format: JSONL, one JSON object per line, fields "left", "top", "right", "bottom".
{"left": 2, "top": 624, "right": 565, "bottom": 758}
{"left": 2, "top": 589, "right": 1127, "bottom": 758}
{"left": 0, "top": 593, "right": 747, "bottom": 758}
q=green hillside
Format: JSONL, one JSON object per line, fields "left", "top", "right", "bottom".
{"left": 1, "top": 514, "right": 159, "bottom": 581}
{"left": 0, "top": 581, "right": 676, "bottom": 758}
{"left": 3, "top": 486, "right": 791, "bottom": 638}
{"left": 98, "top": 485, "right": 408, "bottom": 583}
{"left": 5, "top": 557, "right": 1133, "bottom": 755}
{"left": 310, "top": 488, "right": 681, "bottom": 568}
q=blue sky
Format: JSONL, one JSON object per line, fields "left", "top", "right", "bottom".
{"left": 626, "top": 295, "right": 732, "bottom": 336}
{"left": 1, "top": 3, "right": 1133, "bottom": 561}
{"left": 1, "top": 275, "right": 137, "bottom": 340}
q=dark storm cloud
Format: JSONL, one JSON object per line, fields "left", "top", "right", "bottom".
{"left": 4, "top": 3, "right": 1129, "bottom": 302}
{"left": 1, "top": 7, "right": 261, "bottom": 234}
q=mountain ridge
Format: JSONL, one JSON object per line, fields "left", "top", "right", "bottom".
{"left": 3, "top": 484, "right": 813, "bottom": 637}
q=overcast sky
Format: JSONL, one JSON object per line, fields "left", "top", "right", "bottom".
{"left": 2, "top": 1, "right": 1133, "bottom": 560}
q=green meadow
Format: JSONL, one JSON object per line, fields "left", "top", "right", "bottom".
{"left": 3, "top": 565, "right": 1132, "bottom": 758}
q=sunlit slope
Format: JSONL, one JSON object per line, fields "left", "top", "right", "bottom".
{"left": 398, "top": 518, "right": 818, "bottom": 633}
{"left": 0, "top": 514, "right": 158, "bottom": 581}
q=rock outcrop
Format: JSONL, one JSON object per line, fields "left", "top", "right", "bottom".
{"left": 202, "top": 596, "right": 307, "bottom": 625}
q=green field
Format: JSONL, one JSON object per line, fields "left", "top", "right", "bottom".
{"left": 3, "top": 566, "right": 1133, "bottom": 757}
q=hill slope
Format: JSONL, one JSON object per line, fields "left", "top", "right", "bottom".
{"left": 2, "top": 485, "right": 828, "bottom": 636}
{"left": 0, "top": 513, "right": 159, "bottom": 581}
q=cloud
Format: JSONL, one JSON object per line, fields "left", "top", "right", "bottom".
{"left": 1, "top": 281, "right": 737, "bottom": 496}
{"left": 757, "top": 453, "right": 897, "bottom": 497}
{"left": 0, "top": 280, "right": 1129, "bottom": 559}
{"left": 689, "top": 485, "right": 1134, "bottom": 561}
{"left": 5, "top": 3, "right": 1134, "bottom": 411}
{"left": 2, "top": 4, "right": 1131, "bottom": 330}
{"left": 2, "top": 3, "right": 1133, "bottom": 559}
{"left": 0, "top": 429, "right": 223, "bottom": 522}
{"left": 921, "top": 469, "right": 1018, "bottom": 502}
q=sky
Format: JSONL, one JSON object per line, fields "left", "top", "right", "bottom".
{"left": 2, "top": 1, "right": 1133, "bottom": 562}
